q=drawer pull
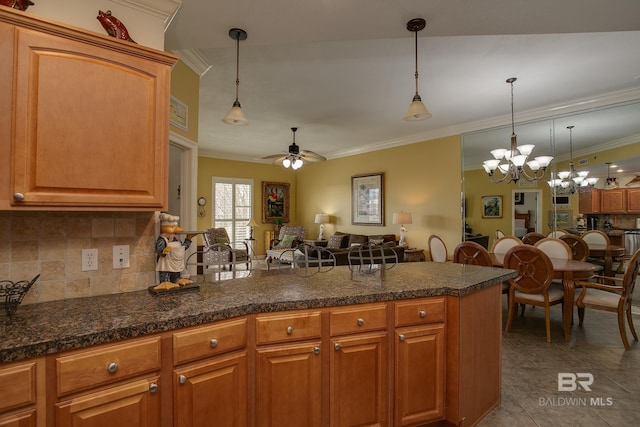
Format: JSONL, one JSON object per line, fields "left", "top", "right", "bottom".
{"left": 13, "top": 193, "right": 25, "bottom": 202}
{"left": 399, "top": 334, "right": 406, "bottom": 341}
{"left": 419, "top": 310, "right": 426, "bottom": 318}
{"left": 313, "top": 346, "right": 321, "bottom": 355}
{"left": 210, "top": 338, "right": 218, "bottom": 348}
{"left": 149, "top": 383, "right": 158, "bottom": 393}
{"left": 334, "top": 343, "right": 341, "bottom": 351}
{"left": 178, "top": 375, "right": 188, "bottom": 384}
{"left": 286, "top": 326, "right": 294, "bottom": 335}
{"left": 107, "top": 362, "right": 118, "bottom": 373}
{"left": 357, "top": 318, "right": 365, "bottom": 326}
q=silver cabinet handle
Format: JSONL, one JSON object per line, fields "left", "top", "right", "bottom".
{"left": 107, "top": 362, "right": 118, "bottom": 373}
{"left": 419, "top": 310, "right": 426, "bottom": 318}
{"left": 178, "top": 374, "right": 187, "bottom": 384}
{"left": 313, "top": 346, "right": 321, "bottom": 355}
{"left": 357, "top": 318, "right": 364, "bottom": 326}
{"left": 13, "top": 193, "right": 24, "bottom": 202}
{"left": 334, "top": 343, "right": 341, "bottom": 351}
{"left": 286, "top": 326, "right": 294, "bottom": 334}
{"left": 149, "top": 383, "right": 158, "bottom": 393}
{"left": 399, "top": 334, "right": 406, "bottom": 341}
{"left": 210, "top": 338, "right": 218, "bottom": 348}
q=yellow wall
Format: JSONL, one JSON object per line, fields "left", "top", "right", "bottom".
{"left": 170, "top": 60, "right": 200, "bottom": 142}
{"left": 197, "top": 135, "right": 463, "bottom": 257}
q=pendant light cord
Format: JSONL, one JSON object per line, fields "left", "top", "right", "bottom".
{"left": 413, "top": 30, "right": 419, "bottom": 96}
{"left": 234, "top": 34, "right": 240, "bottom": 103}
{"left": 510, "top": 80, "right": 515, "bottom": 136}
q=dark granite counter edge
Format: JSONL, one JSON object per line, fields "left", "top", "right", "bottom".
{"left": 1, "top": 268, "right": 516, "bottom": 363}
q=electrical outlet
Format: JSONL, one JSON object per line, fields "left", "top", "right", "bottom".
{"left": 82, "top": 248, "right": 98, "bottom": 271}
{"left": 113, "top": 245, "right": 130, "bottom": 269}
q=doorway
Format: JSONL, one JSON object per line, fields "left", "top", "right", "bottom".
{"left": 512, "top": 189, "right": 542, "bottom": 235}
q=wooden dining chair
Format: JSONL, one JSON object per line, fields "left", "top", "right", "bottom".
{"left": 546, "top": 229, "right": 568, "bottom": 238}
{"left": 534, "top": 237, "right": 573, "bottom": 260}
{"left": 453, "top": 241, "right": 492, "bottom": 266}
{"left": 522, "top": 232, "right": 545, "bottom": 245}
{"left": 491, "top": 236, "right": 523, "bottom": 254}
{"left": 575, "top": 249, "right": 640, "bottom": 350}
{"left": 495, "top": 229, "right": 506, "bottom": 239}
{"left": 581, "top": 230, "right": 610, "bottom": 246}
{"left": 428, "top": 235, "right": 448, "bottom": 262}
{"left": 559, "top": 234, "right": 589, "bottom": 261}
{"left": 503, "top": 245, "right": 564, "bottom": 343}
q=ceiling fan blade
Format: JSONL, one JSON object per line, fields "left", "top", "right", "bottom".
{"left": 300, "top": 150, "right": 327, "bottom": 161}
{"left": 262, "top": 154, "right": 287, "bottom": 160}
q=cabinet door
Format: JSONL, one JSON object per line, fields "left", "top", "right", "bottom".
{"left": 395, "top": 325, "right": 445, "bottom": 426}
{"left": 579, "top": 189, "right": 600, "bottom": 213}
{"left": 330, "top": 332, "right": 388, "bottom": 427}
{"left": 600, "top": 189, "right": 626, "bottom": 213}
{"left": 55, "top": 376, "right": 160, "bottom": 427}
{"left": 174, "top": 352, "right": 247, "bottom": 427}
{"left": 0, "top": 410, "right": 36, "bottom": 427}
{"left": 627, "top": 188, "right": 640, "bottom": 213}
{"left": 255, "top": 341, "right": 322, "bottom": 427}
{"left": 7, "top": 27, "right": 173, "bottom": 209}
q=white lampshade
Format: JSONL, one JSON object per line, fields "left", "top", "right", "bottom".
{"left": 314, "top": 214, "right": 330, "bottom": 224}
{"left": 403, "top": 98, "right": 432, "bottom": 121}
{"left": 246, "top": 217, "right": 259, "bottom": 227}
{"left": 222, "top": 104, "right": 248, "bottom": 125}
{"left": 392, "top": 211, "right": 412, "bottom": 225}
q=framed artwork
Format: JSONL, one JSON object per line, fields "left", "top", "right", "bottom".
{"left": 169, "top": 96, "right": 188, "bottom": 131}
{"left": 548, "top": 209, "right": 572, "bottom": 228}
{"left": 351, "top": 172, "right": 384, "bottom": 225}
{"left": 482, "top": 195, "right": 503, "bottom": 218}
{"left": 514, "top": 192, "right": 524, "bottom": 205}
{"left": 262, "top": 181, "right": 290, "bottom": 223}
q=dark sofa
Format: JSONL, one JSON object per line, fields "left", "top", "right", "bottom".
{"left": 311, "top": 231, "right": 405, "bottom": 266}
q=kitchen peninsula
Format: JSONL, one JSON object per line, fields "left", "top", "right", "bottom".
{"left": 0, "top": 262, "right": 515, "bottom": 427}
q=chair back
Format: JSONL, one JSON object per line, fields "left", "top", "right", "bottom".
{"left": 559, "top": 235, "right": 589, "bottom": 261}
{"left": 522, "top": 232, "right": 545, "bottom": 245}
{"left": 621, "top": 249, "right": 640, "bottom": 301}
{"left": 428, "top": 235, "right": 448, "bottom": 262}
{"left": 278, "top": 225, "right": 306, "bottom": 242}
{"left": 534, "top": 237, "right": 573, "bottom": 260}
{"left": 547, "top": 230, "right": 568, "bottom": 238}
{"left": 207, "top": 227, "right": 231, "bottom": 244}
{"left": 453, "top": 241, "right": 492, "bottom": 266}
{"left": 496, "top": 229, "right": 505, "bottom": 239}
{"left": 491, "top": 236, "right": 523, "bottom": 254}
{"left": 581, "top": 230, "right": 610, "bottom": 247}
{"left": 503, "top": 245, "right": 554, "bottom": 294}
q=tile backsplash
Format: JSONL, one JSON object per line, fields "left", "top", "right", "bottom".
{"left": 1, "top": 211, "right": 159, "bottom": 305}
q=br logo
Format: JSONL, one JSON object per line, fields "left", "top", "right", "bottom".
{"left": 558, "top": 373, "right": 594, "bottom": 391}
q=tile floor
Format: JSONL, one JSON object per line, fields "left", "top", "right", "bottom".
{"left": 478, "top": 296, "right": 640, "bottom": 427}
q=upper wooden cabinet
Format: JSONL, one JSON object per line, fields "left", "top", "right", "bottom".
{"left": 579, "top": 187, "right": 640, "bottom": 214}
{"left": 578, "top": 188, "right": 600, "bottom": 213}
{"left": 0, "top": 8, "right": 177, "bottom": 210}
{"left": 628, "top": 188, "right": 640, "bottom": 213}
{"left": 600, "top": 188, "right": 627, "bottom": 213}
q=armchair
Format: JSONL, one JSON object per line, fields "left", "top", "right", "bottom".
{"left": 266, "top": 225, "right": 306, "bottom": 267}
{"left": 203, "top": 227, "right": 251, "bottom": 270}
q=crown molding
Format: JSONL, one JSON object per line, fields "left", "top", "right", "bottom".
{"left": 110, "top": 0, "right": 182, "bottom": 29}
{"left": 173, "top": 49, "right": 212, "bottom": 77}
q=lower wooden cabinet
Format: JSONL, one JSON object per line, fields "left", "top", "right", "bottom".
{"left": 174, "top": 352, "right": 248, "bottom": 427}
{"left": 0, "top": 358, "right": 44, "bottom": 427}
{"left": 54, "top": 376, "right": 160, "bottom": 427}
{"left": 0, "top": 410, "right": 36, "bottom": 427}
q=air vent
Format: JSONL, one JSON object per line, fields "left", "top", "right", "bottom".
{"left": 578, "top": 158, "right": 589, "bottom": 166}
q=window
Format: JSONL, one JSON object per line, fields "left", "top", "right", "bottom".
{"left": 211, "top": 177, "right": 253, "bottom": 242}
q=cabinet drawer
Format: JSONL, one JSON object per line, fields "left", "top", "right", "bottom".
{"left": 56, "top": 336, "right": 161, "bottom": 396}
{"left": 0, "top": 361, "right": 37, "bottom": 412}
{"left": 255, "top": 312, "right": 322, "bottom": 345}
{"left": 395, "top": 298, "right": 445, "bottom": 327}
{"left": 330, "top": 303, "right": 387, "bottom": 336}
{"left": 173, "top": 318, "right": 247, "bottom": 365}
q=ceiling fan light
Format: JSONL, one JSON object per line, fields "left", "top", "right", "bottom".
{"left": 292, "top": 158, "right": 303, "bottom": 169}
{"left": 404, "top": 95, "right": 432, "bottom": 121}
{"left": 283, "top": 158, "right": 291, "bottom": 168}
{"left": 222, "top": 102, "right": 248, "bottom": 125}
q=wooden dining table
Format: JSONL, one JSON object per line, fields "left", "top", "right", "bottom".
{"left": 490, "top": 252, "right": 602, "bottom": 340}
{"left": 585, "top": 244, "right": 624, "bottom": 276}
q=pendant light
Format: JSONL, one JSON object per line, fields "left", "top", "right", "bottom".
{"left": 403, "top": 18, "right": 432, "bottom": 122}
{"left": 482, "top": 77, "right": 553, "bottom": 183}
{"left": 222, "top": 28, "right": 249, "bottom": 125}
{"left": 547, "top": 125, "right": 598, "bottom": 194}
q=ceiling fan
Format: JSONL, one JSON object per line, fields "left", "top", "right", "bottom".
{"left": 262, "top": 127, "right": 326, "bottom": 169}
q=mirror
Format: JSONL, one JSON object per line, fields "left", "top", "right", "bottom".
{"left": 462, "top": 100, "right": 640, "bottom": 241}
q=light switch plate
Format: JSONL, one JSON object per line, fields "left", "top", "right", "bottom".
{"left": 113, "top": 245, "right": 130, "bottom": 269}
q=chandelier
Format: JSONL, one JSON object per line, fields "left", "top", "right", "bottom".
{"left": 547, "top": 125, "right": 598, "bottom": 194}
{"left": 482, "top": 78, "right": 553, "bottom": 183}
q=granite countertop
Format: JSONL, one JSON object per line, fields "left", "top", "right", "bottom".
{"left": 0, "top": 262, "right": 516, "bottom": 363}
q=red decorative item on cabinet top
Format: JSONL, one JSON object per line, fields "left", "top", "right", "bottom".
{"left": 0, "top": 0, "right": 34, "bottom": 11}
{"left": 97, "top": 10, "right": 136, "bottom": 43}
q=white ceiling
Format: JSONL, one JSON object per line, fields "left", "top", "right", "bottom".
{"left": 164, "top": 0, "right": 640, "bottom": 171}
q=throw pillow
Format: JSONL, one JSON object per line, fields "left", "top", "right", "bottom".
{"left": 327, "top": 235, "right": 346, "bottom": 249}
{"left": 276, "top": 234, "right": 297, "bottom": 249}
{"left": 216, "top": 237, "right": 229, "bottom": 244}
{"left": 369, "top": 238, "right": 384, "bottom": 245}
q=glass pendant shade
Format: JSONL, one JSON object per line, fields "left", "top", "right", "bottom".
{"left": 404, "top": 95, "right": 432, "bottom": 121}
{"left": 222, "top": 101, "right": 248, "bottom": 125}
{"left": 222, "top": 28, "right": 249, "bottom": 126}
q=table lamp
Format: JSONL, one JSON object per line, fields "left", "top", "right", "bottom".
{"left": 392, "top": 211, "right": 412, "bottom": 247}
{"left": 246, "top": 217, "right": 259, "bottom": 240}
{"left": 314, "top": 213, "right": 330, "bottom": 240}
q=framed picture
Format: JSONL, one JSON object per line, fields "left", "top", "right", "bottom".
{"left": 262, "top": 181, "right": 290, "bottom": 223}
{"left": 514, "top": 192, "right": 524, "bottom": 205}
{"left": 351, "top": 172, "right": 384, "bottom": 225}
{"left": 548, "top": 209, "right": 572, "bottom": 228}
{"left": 170, "top": 96, "right": 188, "bottom": 131}
{"left": 482, "top": 195, "right": 503, "bottom": 218}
